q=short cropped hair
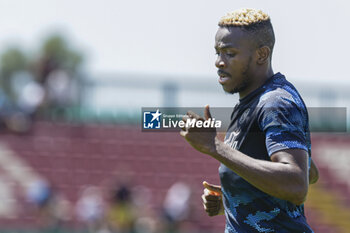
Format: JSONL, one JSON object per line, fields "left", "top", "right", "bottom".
{"left": 219, "top": 8, "right": 275, "bottom": 54}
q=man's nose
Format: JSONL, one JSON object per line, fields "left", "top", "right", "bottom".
{"left": 215, "top": 56, "right": 226, "bottom": 68}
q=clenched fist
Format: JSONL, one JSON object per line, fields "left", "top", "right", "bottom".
{"left": 202, "top": 181, "right": 224, "bottom": 217}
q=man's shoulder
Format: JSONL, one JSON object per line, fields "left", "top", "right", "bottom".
{"left": 258, "top": 75, "right": 305, "bottom": 110}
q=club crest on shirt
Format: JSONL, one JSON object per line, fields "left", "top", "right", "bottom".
{"left": 224, "top": 130, "right": 240, "bottom": 149}
{"left": 239, "top": 108, "right": 250, "bottom": 125}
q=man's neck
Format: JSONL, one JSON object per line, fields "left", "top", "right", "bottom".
{"left": 239, "top": 68, "right": 274, "bottom": 99}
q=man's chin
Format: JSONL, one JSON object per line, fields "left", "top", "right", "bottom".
{"left": 222, "top": 82, "right": 249, "bottom": 95}
{"left": 222, "top": 85, "right": 238, "bottom": 95}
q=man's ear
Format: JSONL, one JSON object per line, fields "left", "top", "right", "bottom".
{"left": 256, "top": 46, "right": 271, "bottom": 65}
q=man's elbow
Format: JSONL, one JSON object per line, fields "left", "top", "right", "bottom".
{"left": 309, "top": 166, "right": 319, "bottom": 184}
{"left": 309, "top": 158, "right": 319, "bottom": 184}
{"left": 290, "top": 193, "right": 307, "bottom": 206}
{"left": 289, "top": 183, "right": 308, "bottom": 206}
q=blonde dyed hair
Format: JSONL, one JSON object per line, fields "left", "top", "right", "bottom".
{"left": 217, "top": 8, "right": 275, "bottom": 55}
{"left": 219, "top": 8, "right": 270, "bottom": 27}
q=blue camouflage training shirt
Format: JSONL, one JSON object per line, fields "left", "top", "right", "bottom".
{"left": 220, "top": 72, "right": 313, "bottom": 233}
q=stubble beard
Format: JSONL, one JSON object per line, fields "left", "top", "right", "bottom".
{"left": 227, "top": 56, "right": 252, "bottom": 95}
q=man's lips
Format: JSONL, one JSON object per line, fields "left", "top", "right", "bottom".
{"left": 217, "top": 70, "right": 231, "bottom": 85}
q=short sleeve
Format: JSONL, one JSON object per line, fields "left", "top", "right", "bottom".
{"left": 258, "top": 89, "right": 308, "bottom": 156}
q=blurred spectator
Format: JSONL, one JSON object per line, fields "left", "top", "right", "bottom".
{"left": 162, "top": 182, "right": 193, "bottom": 233}
{"left": 27, "top": 179, "right": 71, "bottom": 232}
{"left": 26, "top": 178, "right": 51, "bottom": 206}
{"left": 132, "top": 185, "right": 160, "bottom": 233}
{"left": 76, "top": 185, "right": 106, "bottom": 233}
{"left": 0, "top": 47, "right": 44, "bottom": 114}
{"left": 11, "top": 71, "right": 45, "bottom": 115}
{"left": 44, "top": 69, "right": 78, "bottom": 113}
{"left": 0, "top": 85, "right": 32, "bottom": 133}
{"left": 0, "top": 48, "right": 36, "bottom": 133}
{"left": 107, "top": 181, "right": 137, "bottom": 233}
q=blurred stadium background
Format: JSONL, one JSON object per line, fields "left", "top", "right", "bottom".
{"left": 0, "top": 0, "right": 350, "bottom": 233}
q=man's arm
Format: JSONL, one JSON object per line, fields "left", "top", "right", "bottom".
{"left": 309, "top": 158, "right": 319, "bottom": 184}
{"left": 211, "top": 140, "right": 308, "bottom": 205}
{"left": 181, "top": 106, "right": 309, "bottom": 205}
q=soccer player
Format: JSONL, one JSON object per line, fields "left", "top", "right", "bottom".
{"left": 180, "top": 8, "right": 319, "bottom": 232}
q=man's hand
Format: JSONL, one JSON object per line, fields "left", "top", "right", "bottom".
{"left": 202, "top": 181, "right": 224, "bottom": 217}
{"left": 180, "top": 105, "right": 218, "bottom": 155}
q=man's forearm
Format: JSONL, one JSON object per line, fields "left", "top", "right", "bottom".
{"left": 211, "top": 138, "right": 308, "bottom": 205}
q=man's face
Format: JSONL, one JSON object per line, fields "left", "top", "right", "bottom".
{"left": 215, "top": 27, "right": 256, "bottom": 94}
